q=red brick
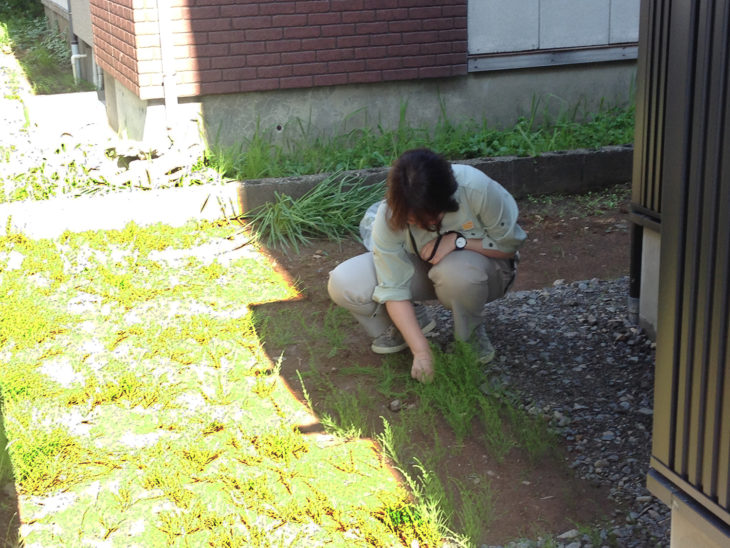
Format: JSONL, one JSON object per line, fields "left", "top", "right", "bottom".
{"left": 308, "top": 12, "right": 341, "bottom": 25}
{"left": 337, "top": 35, "right": 369, "bottom": 48}
{"left": 188, "top": 6, "right": 219, "bottom": 19}
{"left": 388, "top": 20, "right": 421, "bottom": 33}
{"left": 245, "top": 28, "right": 284, "bottom": 41}
{"left": 328, "top": 59, "right": 366, "bottom": 72}
{"left": 333, "top": 0, "right": 364, "bottom": 9}
{"left": 201, "top": 81, "right": 241, "bottom": 95}
{"left": 220, "top": 4, "right": 259, "bottom": 18}
{"left": 295, "top": 1, "right": 329, "bottom": 13}
{"left": 342, "top": 11, "right": 376, "bottom": 23}
{"left": 451, "top": 63, "right": 468, "bottom": 75}
{"left": 387, "top": 43, "right": 420, "bottom": 56}
{"left": 418, "top": 66, "right": 453, "bottom": 79}
{"left": 375, "top": 7, "right": 408, "bottom": 20}
{"left": 189, "top": 18, "right": 231, "bottom": 32}
{"left": 292, "top": 62, "right": 328, "bottom": 76}
{"left": 369, "top": 34, "right": 402, "bottom": 46}
{"left": 240, "top": 78, "right": 280, "bottom": 92}
{"left": 175, "top": 57, "right": 209, "bottom": 71}
{"left": 272, "top": 14, "right": 308, "bottom": 26}
{"left": 451, "top": 40, "right": 468, "bottom": 53}
{"left": 438, "top": 29, "right": 466, "bottom": 41}
{"left": 246, "top": 52, "right": 282, "bottom": 67}
{"left": 208, "top": 30, "right": 244, "bottom": 44}
{"left": 381, "top": 68, "right": 418, "bottom": 81}
{"left": 257, "top": 65, "right": 293, "bottom": 78}
{"left": 321, "top": 23, "right": 356, "bottom": 37}
{"left": 284, "top": 26, "right": 321, "bottom": 39}
{"left": 221, "top": 67, "right": 257, "bottom": 81}
{"left": 280, "top": 75, "right": 314, "bottom": 89}
{"left": 230, "top": 41, "right": 266, "bottom": 55}
{"left": 355, "top": 45, "right": 387, "bottom": 58}
{"left": 443, "top": 4, "right": 467, "bottom": 17}
{"left": 408, "top": 5, "right": 441, "bottom": 18}
{"left": 313, "top": 73, "right": 349, "bottom": 86}
{"left": 422, "top": 18, "right": 454, "bottom": 31}
{"left": 231, "top": 16, "right": 272, "bottom": 30}
{"left": 316, "top": 48, "right": 354, "bottom": 62}
{"left": 402, "top": 55, "right": 434, "bottom": 67}
{"left": 196, "top": 44, "right": 230, "bottom": 57}
{"left": 266, "top": 39, "right": 302, "bottom": 53}
{"left": 436, "top": 52, "right": 466, "bottom": 65}
{"left": 364, "top": 0, "right": 397, "bottom": 7}
{"left": 365, "top": 57, "right": 403, "bottom": 70}
{"left": 301, "top": 37, "right": 337, "bottom": 50}
{"left": 397, "top": 0, "right": 436, "bottom": 6}
{"left": 136, "top": 46, "right": 161, "bottom": 61}
{"left": 421, "top": 42, "right": 451, "bottom": 55}
{"left": 402, "top": 30, "right": 439, "bottom": 44}
{"left": 260, "top": 2, "right": 296, "bottom": 15}
{"left": 281, "top": 50, "right": 317, "bottom": 64}
{"left": 347, "top": 70, "right": 383, "bottom": 84}
{"left": 356, "top": 21, "right": 388, "bottom": 34}
{"left": 211, "top": 55, "right": 248, "bottom": 69}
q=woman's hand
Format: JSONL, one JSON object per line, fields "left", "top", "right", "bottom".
{"left": 420, "top": 232, "right": 457, "bottom": 264}
{"left": 411, "top": 350, "right": 434, "bottom": 383}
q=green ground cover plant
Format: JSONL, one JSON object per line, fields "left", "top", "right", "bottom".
{"left": 1, "top": 220, "right": 473, "bottom": 546}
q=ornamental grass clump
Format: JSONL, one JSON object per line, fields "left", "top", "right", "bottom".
{"left": 243, "top": 171, "right": 385, "bottom": 251}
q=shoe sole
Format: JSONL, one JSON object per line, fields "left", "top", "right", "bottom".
{"left": 371, "top": 319, "right": 437, "bottom": 354}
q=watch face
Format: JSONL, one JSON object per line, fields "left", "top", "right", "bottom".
{"left": 455, "top": 236, "right": 467, "bottom": 249}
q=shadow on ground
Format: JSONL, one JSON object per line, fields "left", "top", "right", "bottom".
{"left": 0, "top": 401, "right": 19, "bottom": 548}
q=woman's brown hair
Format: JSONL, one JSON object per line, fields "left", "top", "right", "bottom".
{"left": 385, "top": 148, "right": 459, "bottom": 231}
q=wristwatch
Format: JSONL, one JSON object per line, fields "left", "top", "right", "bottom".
{"left": 454, "top": 232, "right": 467, "bottom": 250}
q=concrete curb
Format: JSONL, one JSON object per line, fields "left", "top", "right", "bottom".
{"left": 1, "top": 145, "right": 632, "bottom": 239}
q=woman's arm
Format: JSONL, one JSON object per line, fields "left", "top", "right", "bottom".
{"left": 385, "top": 300, "right": 434, "bottom": 383}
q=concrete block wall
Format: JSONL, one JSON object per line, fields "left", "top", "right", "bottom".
{"left": 92, "top": 0, "right": 467, "bottom": 100}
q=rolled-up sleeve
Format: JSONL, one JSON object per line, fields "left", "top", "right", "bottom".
{"left": 371, "top": 203, "right": 414, "bottom": 303}
{"left": 466, "top": 179, "right": 526, "bottom": 254}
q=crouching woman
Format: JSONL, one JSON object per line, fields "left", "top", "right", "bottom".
{"left": 328, "top": 148, "right": 526, "bottom": 383}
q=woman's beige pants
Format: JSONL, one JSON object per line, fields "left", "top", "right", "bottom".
{"left": 327, "top": 250, "right": 514, "bottom": 342}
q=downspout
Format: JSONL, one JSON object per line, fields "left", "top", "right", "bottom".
{"left": 66, "top": 0, "right": 86, "bottom": 84}
{"left": 155, "top": 0, "right": 178, "bottom": 136}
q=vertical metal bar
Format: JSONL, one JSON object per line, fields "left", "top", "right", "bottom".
{"left": 667, "top": 0, "right": 700, "bottom": 476}
{"left": 701, "top": 0, "right": 730, "bottom": 500}
{"left": 683, "top": 0, "right": 715, "bottom": 486}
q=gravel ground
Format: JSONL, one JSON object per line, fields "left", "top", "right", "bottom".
{"left": 427, "top": 277, "right": 669, "bottom": 547}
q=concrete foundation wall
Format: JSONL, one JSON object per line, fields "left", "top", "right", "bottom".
{"left": 105, "top": 61, "right": 636, "bottom": 147}
{"left": 670, "top": 496, "right": 730, "bottom": 548}
{"left": 639, "top": 226, "right": 660, "bottom": 339}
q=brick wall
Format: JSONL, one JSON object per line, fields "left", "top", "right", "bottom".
{"left": 90, "top": 0, "right": 142, "bottom": 96}
{"left": 92, "top": 0, "right": 467, "bottom": 100}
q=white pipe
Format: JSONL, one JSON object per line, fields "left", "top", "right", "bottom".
{"left": 71, "top": 42, "right": 86, "bottom": 84}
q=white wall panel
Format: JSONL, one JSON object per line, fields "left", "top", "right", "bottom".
{"left": 540, "top": 0, "right": 610, "bottom": 48}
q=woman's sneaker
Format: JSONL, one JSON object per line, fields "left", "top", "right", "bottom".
{"left": 470, "top": 324, "right": 495, "bottom": 364}
{"left": 371, "top": 305, "right": 436, "bottom": 354}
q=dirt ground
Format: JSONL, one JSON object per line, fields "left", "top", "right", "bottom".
{"left": 253, "top": 184, "right": 633, "bottom": 544}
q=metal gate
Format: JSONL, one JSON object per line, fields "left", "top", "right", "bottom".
{"left": 635, "top": 0, "right": 730, "bottom": 532}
